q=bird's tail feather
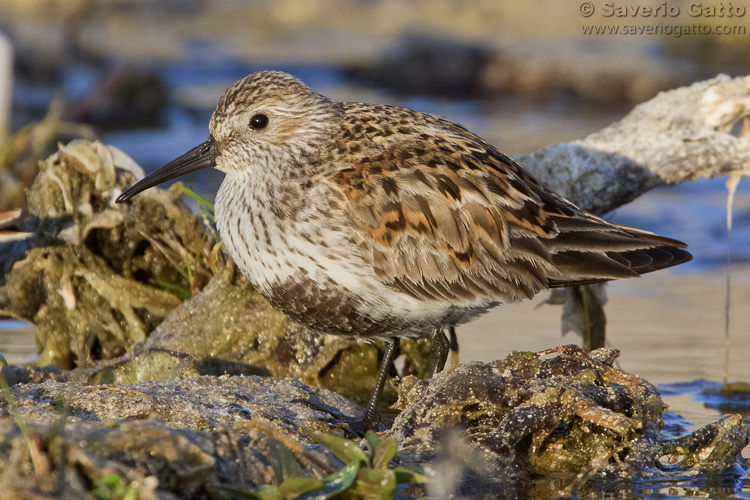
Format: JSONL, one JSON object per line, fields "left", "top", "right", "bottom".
{"left": 545, "top": 217, "right": 692, "bottom": 288}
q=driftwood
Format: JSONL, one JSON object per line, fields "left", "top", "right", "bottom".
{"left": 519, "top": 74, "right": 750, "bottom": 215}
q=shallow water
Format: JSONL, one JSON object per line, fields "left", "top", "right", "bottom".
{"left": 0, "top": 320, "right": 37, "bottom": 366}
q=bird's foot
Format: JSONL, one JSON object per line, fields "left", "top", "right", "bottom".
{"left": 332, "top": 412, "right": 385, "bottom": 437}
{"left": 297, "top": 398, "right": 383, "bottom": 437}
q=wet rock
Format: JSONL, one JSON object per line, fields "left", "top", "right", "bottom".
{"left": 0, "top": 376, "right": 357, "bottom": 499}
{"left": 390, "top": 346, "right": 748, "bottom": 495}
{"left": 6, "top": 375, "right": 359, "bottom": 433}
{"left": 355, "top": 35, "right": 494, "bottom": 97}
{"left": 481, "top": 43, "right": 690, "bottom": 105}
{"left": 66, "top": 64, "right": 169, "bottom": 130}
{"left": 354, "top": 35, "right": 689, "bottom": 104}
{"left": 0, "top": 350, "right": 745, "bottom": 499}
{"left": 137, "top": 267, "right": 432, "bottom": 408}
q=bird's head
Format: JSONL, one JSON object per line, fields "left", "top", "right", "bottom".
{"left": 116, "top": 71, "right": 340, "bottom": 203}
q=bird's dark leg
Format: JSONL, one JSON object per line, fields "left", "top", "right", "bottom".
{"left": 361, "top": 338, "right": 401, "bottom": 432}
{"left": 430, "top": 328, "right": 450, "bottom": 377}
{"left": 448, "top": 326, "right": 459, "bottom": 368}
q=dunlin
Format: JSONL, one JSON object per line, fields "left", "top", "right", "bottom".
{"left": 117, "top": 71, "right": 691, "bottom": 431}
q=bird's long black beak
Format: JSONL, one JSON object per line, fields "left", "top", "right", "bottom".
{"left": 116, "top": 135, "right": 219, "bottom": 203}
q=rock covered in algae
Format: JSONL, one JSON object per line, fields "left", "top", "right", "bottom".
{"left": 389, "top": 345, "right": 748, "bottom": 495}
{"left": 0, "top": 375, "right": 360, "bottom": 499}
{"left": 0, "top": 350, "right": 746, "bottom": 499}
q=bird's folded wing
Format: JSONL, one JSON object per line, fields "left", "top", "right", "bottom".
{"left": 328, "top": 131, "right": 690, "bottom": 303}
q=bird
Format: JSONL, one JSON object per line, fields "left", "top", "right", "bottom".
{"left": 116, "top": 70, "right": 692, "bottom": 432}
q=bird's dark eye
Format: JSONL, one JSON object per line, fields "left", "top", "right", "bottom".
{"left": 250, "top": 114, "right": 269, "bottom": 130}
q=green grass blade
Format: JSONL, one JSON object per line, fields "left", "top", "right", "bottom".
{"left": 308, "top": 431, "right": 368, "bottom": 465}
{"left": 177, "top": 184, "right": 215, "bottom": 222}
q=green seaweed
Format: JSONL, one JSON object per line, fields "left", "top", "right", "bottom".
{"left": 224, "top": 430, "right": 428, "bottom": 500}
{"left": 91, "top": 474, "right": 138, "bottom": 500}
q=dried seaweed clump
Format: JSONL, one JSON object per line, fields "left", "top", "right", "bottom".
{"left": 0, "top": 140, "right": 222, "bottom": 369}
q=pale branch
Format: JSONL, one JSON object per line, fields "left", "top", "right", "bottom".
{"left": 517, "top": 74, "right": 750, "bottom": 215}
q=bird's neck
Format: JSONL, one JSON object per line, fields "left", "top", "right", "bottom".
{"left": 216, "top": 170, "right": 305, "bottom": 227}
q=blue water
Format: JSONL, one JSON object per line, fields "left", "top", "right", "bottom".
{"left": 661, "top": 379, "right": 750, "bottom": 420}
